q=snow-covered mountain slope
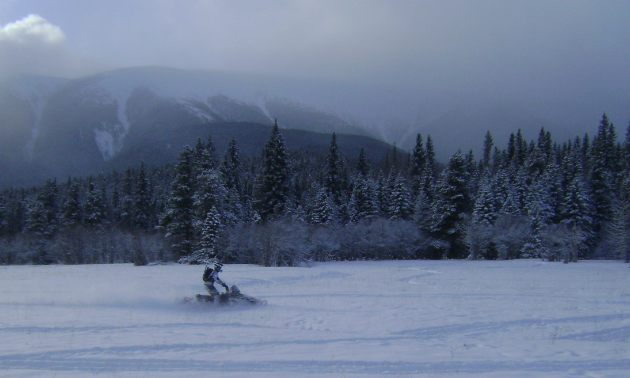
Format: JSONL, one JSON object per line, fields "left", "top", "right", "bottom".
{"left": 1, "top": 260, "right": 629, "bottom": 377}
{"left": 0, "top": 67, "right": 399, "bottom": 187}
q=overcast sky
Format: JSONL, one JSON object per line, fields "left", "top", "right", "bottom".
{"left": 1, "top": 0, "right": 630, "bottom": 130}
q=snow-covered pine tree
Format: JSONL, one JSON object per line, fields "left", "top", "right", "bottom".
{"left": 604, "top": 160, "right": 630, "bottom": 262}
{"left": 179, "top": 206, "right": 223, "bottom": 264}
{"left": 429, "top": 152, "right": 470, "bottom": 259}
{"left": 374, "top": 172, "right": 389, "bottom": 216}
{"left": 193, "top": 135, "right": 219, "bottom": 173}
{"left": 589, "top": 114, "right": 616, "bottom": 230}
{"left": 522, "top": 178, "right": 554, "bottom": 259}
{"left": 356, "top": 147, "right": 370, "bottom": 179}
{"left": 25, "top": 178, "right": 59, "bottom": 239}
{"left": 83, "top": 180, "right": 106, "bottom": 227}
{"left": 118, "top": 168, "right": 135, "bottom": 230}
{"left": 0, "top": 194, "right": 7, "bottom": 236}
{"left": 252, "top": 120, "right": 292, "bottom": 221}
{"left": 560, "top": 173, "right": 595, "bottom": 260}
{"left": 194, "top": 168, "right": 225, "bottom": 225}
{"left": 324, "top": 132, "right": 346, "bottom": 206}
{"left": 133, "top": 162, "right": 152, "bottom": 231}
{"left": 220, "top": 138, "right": 242, "bottom": 193}
{"left": 472, "top": 175, "right": 498, "bottom": 226}
{"left": 349, "top": 177, "right": 378, "bottom": 223}
{"left": 161, "top": 146, "right": 196, "bottom": 259}
{"left": 310, "top": 186, "right": 335, "bottom": 225}
{"left": 388, "top": 174, "right": 413, "bottom": 221}
{"left": 60, "top": 179, "right": 82, "bottom": 228}
{"left": 409, "top": 134, "right": 426, "bottom": 195}
{"left": 413, "top": 187, "right": 433, "bottom": 234}
{"left": 481, "top": 131, "right": 493, "bottom": 172}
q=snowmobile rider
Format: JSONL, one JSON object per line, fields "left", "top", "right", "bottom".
{"left": 203, "top": 262, "right": 229, "bottom": 296}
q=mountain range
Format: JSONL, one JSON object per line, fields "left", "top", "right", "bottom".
{"left": 0, "top": 66, "right": 614, "bottom": 189}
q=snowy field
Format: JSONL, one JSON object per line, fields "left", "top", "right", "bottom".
{"left": 1, "top": 260, "right": 629, "bottom": 377}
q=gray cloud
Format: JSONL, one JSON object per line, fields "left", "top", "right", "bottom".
{"left": 1, "top": 1, "right": 629, "bottom": 143}
{"left": 0, "top": 14, "right": 101, "bottom": 80}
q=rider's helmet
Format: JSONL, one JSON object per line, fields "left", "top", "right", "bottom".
{"left": 213, "top": 261, "right": 223, "bottom": 272}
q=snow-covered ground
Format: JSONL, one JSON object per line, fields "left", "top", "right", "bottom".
{"left": 1, "top": 260, "right": 629, "bottom": 377}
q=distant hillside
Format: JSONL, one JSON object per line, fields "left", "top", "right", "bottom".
{"left": 0, "top": 119, "right": 396, "bottom": 189}
{"left": 0, "top": 67, "right": 393, "bottom": 188}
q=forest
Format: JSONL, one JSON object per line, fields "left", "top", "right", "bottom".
{"left": 0, "top": 115, "right": 629, "bottom": 266}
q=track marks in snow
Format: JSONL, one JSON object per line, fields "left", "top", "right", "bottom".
{"left": 395, "top": 313, "right": 630, "bottom": 340}
{"left": 0, "top": 321, "right": 276, "bottom": 335}
{"left": 559, "top": 326, "right": 630, "bottom": 342}
{"left": 1, "top": 355, "right": 629, "bottom": 374}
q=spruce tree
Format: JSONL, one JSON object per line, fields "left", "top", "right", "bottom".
{"left": 410, "top": 134, "right": 426, "bottom": 176}
{"left": 25, "top": 178, "right": 59, "bottom": 239}
{"left": 133, "top": 162, "right": 152, "bottom": 230}
{"left": 0, "top": 194, "right": 7, "bottom": 236}
{"left": 388, "top": 174, "right": 413, "bottom": 221}
{"left": 472, "top": 175, "right": 498, "bottom": 226}
{"left": 161, "top": 146, "right": 197, "bottom": 258}
{"left": 252, "top": 120, "right": 292, "bottom": 221}
{"left": 349, "top": 177, "right": 378, "bottom": 223}
{"left": 310, "top": 186, "right": 335, "bottom": 225}
{"left": 118, "top": 168, "right": 135, "bottom": 230}
{"left": 482, "top": 131, "right": 493, "bottom": 172}
{"left": 560, "top": 175, "right": 595, "bottom": 259}
{"left": 589, "top": 114, "right": 615, "bottom": 229}
{"left": 409, "top": 134, "right": 426, "bottom": 194}
{"left": 356, "top": 147, "right": 370, "bottom": 179}
{"left": 430, "top": 152, "right": 470, "bottom": 259}
{"left": 324, "top": 132, "right": 345, "bottom": 205}
{"left": 220, "top": 138, "right": 242, "bottom": 193}
{"left": 61, "top": 179, "right": 82, "bottom": 228}
{"left": 522, "top": 178, "right": 554, "bottom": 259}
{"left": 180, "top": 206, "right": 223, "bottom": 264}
{"left": 83, "top": 180, "right": 106, "bottom": 227}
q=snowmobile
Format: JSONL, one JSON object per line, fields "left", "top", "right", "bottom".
{"left": 184, "top": 285, "right": 267, "bottom": 306}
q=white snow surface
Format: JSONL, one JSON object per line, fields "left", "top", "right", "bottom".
{"left": 1, "top": 260, "right": 629, "bottom": 377}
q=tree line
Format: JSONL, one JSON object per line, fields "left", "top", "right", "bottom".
{"left": 1, "top": 116, "right": 629, "bottom": 266}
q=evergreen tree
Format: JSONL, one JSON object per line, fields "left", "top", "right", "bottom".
{"left": 349, "top": 177, "right": 378, "bottom": 223}
{"left": 220, "top": 138, "right": 242, "bottom": 193}
{"left": 60, "top": 179, "right": 82, "bottom": 228}
{"left": 161, "top": 146, "right": 197, "bottom": 258}
{"left": 252, "top": 120, "right": 292, "bottom": 221}
{"left": 472, "top": 175, "right": 498, "bottom": 225}
{"left": 608, "top": 173, "right": 630, "bottom": 262}
{"left": 0, "top": 194, "right": 7, "bottom": 236}
{"left": 482, "top": 131, "right": 493, "bottom": 171}
{"left": 25, "top": 178, "right": 59, "bottom": 239}
{"left": 522, "top": 178, "right": 554, "bottom": 259}
{"left": 388, "top": 174, "right": 413, "bottom": 221}
{"left": 430, "top": 152, "right": 470, "bottom": 259}
{"left": 425, "top": 135, "right": 436, "bottom": 178}
{"left": 537, "top": 127, "right": 553, "bottom": 163}
{"left": 194, "top": 135, "right": 219, "bottom": 173}
{"left": 83, "top": 180, "right": 106, "bottom": 226}
{"left": 133, "top": 162, "right": 152, "bottom": 230}
{"left": 356, "top": 147, "right": 370, "bottom": 179}
{"left": 310, "top": 186, "right": 335, "bottom": 225}
{"left": 118, "top": 168, "right": 135, "bottom": 230}
{"left": 413, "top": 188, "right": 433, "bottom": 234}
{"left": 560, "top": 175, "right": 595, "bottom": 259}
{"left": 194, "top": 168, "right": 225, "bottom": 225}
{"left": 589, "top": 114, "right": 615, "bottom": 229}
{"left": 410, "top": 134, "right": 426, "bottom": 176}
{"left": 622, "top": 121, "right": 630, "bottom": 171}
{"left": 180, "top": 206, "right": 223, "bottom": 264}
{"left": 324, "top": 132, "right": 345, "bottom": 205}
